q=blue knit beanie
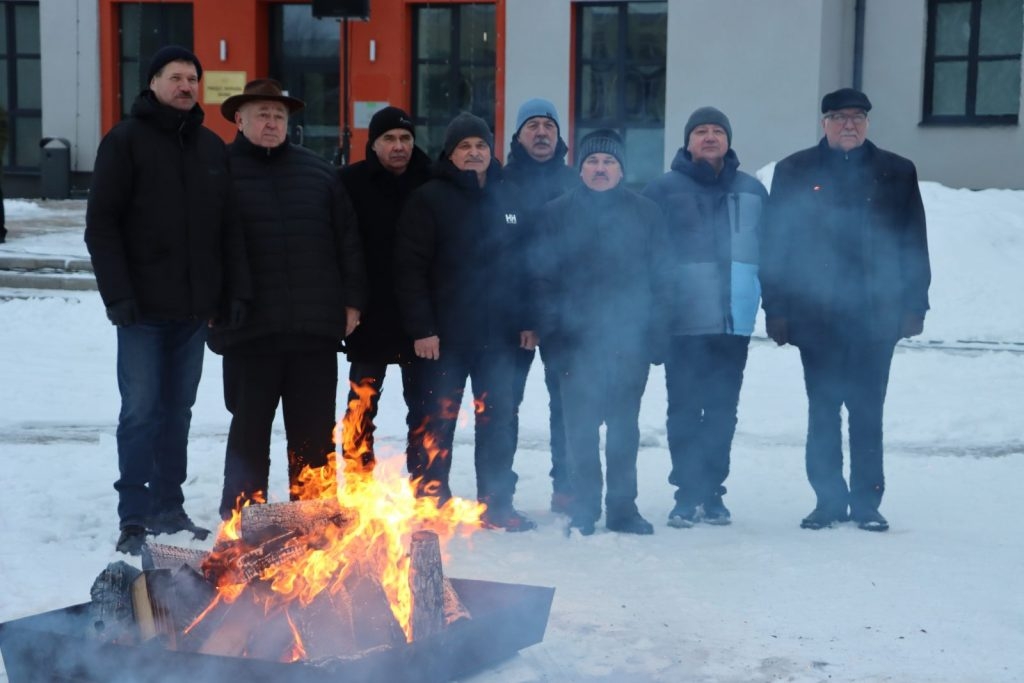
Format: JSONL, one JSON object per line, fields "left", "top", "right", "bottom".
{"left": 515, "top": 98, "right": 561, "bottom": 134}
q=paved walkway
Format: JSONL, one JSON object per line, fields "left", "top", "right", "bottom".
{"left": 0, "top": 199, "right": 94, "bottom": 291}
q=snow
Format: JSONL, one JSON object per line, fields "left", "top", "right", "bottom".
{"left": 1, "top": 177, "right": 1022, "bottom": 682}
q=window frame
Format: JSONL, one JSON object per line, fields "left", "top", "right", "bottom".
{"left": 0, "top": 0, "right": 42, "bottom": 173}
{"left": 922, "top": 0, "right": 1022, "bottom": 125}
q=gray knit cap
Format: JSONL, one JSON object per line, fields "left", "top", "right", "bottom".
{"left": 442, "top": 112, "right": 494, "bottom": 157}
{"left": 577, "top": 129, "right": 625, "bottom": 169}
{"left": 684, "top": 106, "right": 732, "bottom": 145}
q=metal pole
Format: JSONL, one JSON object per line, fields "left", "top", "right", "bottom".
{"left": 339, "top": 16, "right": 352, "bottom": 167}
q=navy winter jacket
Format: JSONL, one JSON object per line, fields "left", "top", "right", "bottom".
{"left": 643, "top": 148, "right": 767, "bottom": 337}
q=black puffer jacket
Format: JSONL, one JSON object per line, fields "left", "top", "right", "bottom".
{"left": 394, "top": 158, "right": 529, "bottom": 348}
{"left": 534, "top": 184, "right": 674, "bottom": 368}
{"left": 85, "top": 90, "right": 249, "bottom": 319}
{"left": 207, "top": 134, "right": 368, "bottom": 353}
{"left": 338, "top": 143, "right": 432, "bottom": 362}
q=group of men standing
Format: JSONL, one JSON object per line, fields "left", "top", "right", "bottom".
{"left": 85, "top": 45, "right": 930, "bottom": 555}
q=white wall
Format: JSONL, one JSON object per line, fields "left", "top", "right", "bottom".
{"left": 40, "top": 0, "right": 100, "bottom": 173}
{"left": 862, "top": 1, "right": 1024, "bottom": 189}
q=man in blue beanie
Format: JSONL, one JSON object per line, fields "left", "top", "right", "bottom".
{"left": 503, "top": 97, "right": 579, "bottom": 515}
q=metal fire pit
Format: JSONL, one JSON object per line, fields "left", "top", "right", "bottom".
{"left": 0, "top": 578, "right": 554, "bottom": 683}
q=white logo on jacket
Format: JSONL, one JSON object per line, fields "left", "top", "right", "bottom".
{"left": 505, "top": 213, "right": 518, "bottom": 224}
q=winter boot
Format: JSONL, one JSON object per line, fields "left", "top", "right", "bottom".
{"left": 702, "top": 496, "right": 732, "bottom": 526}
{"left": 800, "top": 504, "right": 849, "bottom": 530}
{"left": 115, "top": 524, "right": 147, "bottom": 555}
{"left": 147, "top": 509, "right": 211, "bottom": 540}
{"left": 852, "top": 508, "right": 889, "bottom": 532}
{"left": 481, "top": 505, "right": 537, "bottom": 532}
{"left": 667, "top": 502, "right": 701, "bottom": 529}
{"left": 606, "top": 512, "right": 655, "bottom": 535}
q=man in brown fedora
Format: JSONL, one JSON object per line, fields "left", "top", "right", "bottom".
{"left": 209, "top": 79, "right": 368, "bottom": 520}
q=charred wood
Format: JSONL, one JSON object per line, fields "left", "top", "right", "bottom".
{"left": 409, "top": 530, "right": 445, "bottom": 640}
{"left": 239, "top": 499, "right": 357, "bottom": 545}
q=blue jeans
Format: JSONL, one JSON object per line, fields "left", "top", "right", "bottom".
{"left": 115, "top": 319, "right": 206, "bottom": 527}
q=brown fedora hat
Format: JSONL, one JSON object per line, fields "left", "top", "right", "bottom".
{"left": 220, "top": 79, "right": 305, "bottom": 122}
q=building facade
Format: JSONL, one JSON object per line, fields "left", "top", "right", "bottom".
{"left": 3, "top": 0, "right": 1022, "bottom": 196}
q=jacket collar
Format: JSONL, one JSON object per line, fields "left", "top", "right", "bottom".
{"left": 231, "top": 131, "right": 290, "bottom": 159}
{"left": 506, "top": 136, "right": 570, "bottom": 170}
{"left": 670, "top": 146, "right": 740, "bottom": 186}
{"left": 434, "top": 157, "right": 503, "bottom": 192}
{"left": 131, "top": 89, "right": 205, "bottom": 135}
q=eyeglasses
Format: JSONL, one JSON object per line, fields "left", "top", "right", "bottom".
{"left": 825, "top": 113, "right": 868, "bottom": 125}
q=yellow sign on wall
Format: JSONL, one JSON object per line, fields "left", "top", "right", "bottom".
{"left": 203, "top": 71, "right": 248, "bottom": 105}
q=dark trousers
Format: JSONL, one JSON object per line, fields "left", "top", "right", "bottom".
{"left": 798, "top": 339, "right": 895, "bottom": 515}
{"left": 412, "top": 345, "right": 519, "bottom": 507}
{"left": 560, "top": 352, "right": 650, "bottom": 524}
{"left": 115, "top": 319, "right": 206, "bottom": 527}
{"left": 665, "top": 334, "right": 750, "bottom": 506}
{"left": 219, "top": 348, "right": 338, "bottom": 518}
{"left": 345, "top": 359, "right": 423, "bottom": 469}
{"left": 510, "top": 345, "right": 570, "bottom": 494}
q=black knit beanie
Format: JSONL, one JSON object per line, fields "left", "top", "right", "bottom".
{"left": 368, "top": 106, "right": 416, "bottom": 144}
{"left": 442, "top": 112, "right": 494, "bottom": 157}
{"left": 577, "top": 129, "right": 625, "bottom": 169}
{"left": 146, "top": 45, "right": 203, "bottom": 83}
{"left": 684, "top": 106, "right": 732, "bottom": 145}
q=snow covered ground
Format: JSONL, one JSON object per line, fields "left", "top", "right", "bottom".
{"left": 0, "top": 180, "right": 1022, "bottom": 682}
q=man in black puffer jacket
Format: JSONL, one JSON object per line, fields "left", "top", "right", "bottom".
{"left": 534, "top": 130, "right": 673, "bottom": 537}
{"left": 209, "top": 79, "right": 367, "bottom": 520}
{"left": 502, "top": 98, "right": 579, "bottom": 515}
{"left": 339, "top": 107, "right": 432, "bottom": 472}
{"left": 395, "top": 112, "right": 536, "bottom": 531}
{"left": 86, "top": 46, "right": 250, "bottom": 555}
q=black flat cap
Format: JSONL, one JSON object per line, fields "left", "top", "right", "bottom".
{"left": 821, "top": 88, "right": 872, "bottom": 113}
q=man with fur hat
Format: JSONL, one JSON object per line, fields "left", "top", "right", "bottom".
{"left": 338, "top": 106, "right": 432, "bottom": 472}
{"left": 395, "top": 112, "right": 535, "bottom": 531}
{"left": 209, "top": 79, "right": 367, "bottom": 521}
{"left": 643, "top": 106, "right": 768, "bottom": 529}
{"left": 503, "top": 98, "right": 579, "bottom": 514}
{"left": 86, "top": 45, "right": 250, "bottom": 555}
{"left": 534, "top": 129, "right": 672, "bottom": 536}
{"left": 761, "top": 88, "right": 931, "bottom": 532}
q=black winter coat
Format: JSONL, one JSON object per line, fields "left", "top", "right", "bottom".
{"left": 339, "top": 144, "right": 432, "bottom": 362}
{"left": 207, "top": 134, "right": 368, "bottom": 353}
{"left": 760, "top": 138, "right": 931, "bottom": 344}
{"left": 394, "top": 158, "right": 529, "bottom": 348}
{"left": 85, "top": 90, "right": 249, "bottom": 320}
{"left": 502, "top": 137, "right": 579, "bottom": 218}
{"left": 534, "top": 184, "right": 674, "bottom": 368}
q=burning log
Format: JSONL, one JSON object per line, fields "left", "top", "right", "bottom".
{"left": 88, "top": 560, "right": 142, "bottom": 642}
{"left": 409, "top": 530, "right": 445, "bottom": 640}
{"left": 239, "top": 499, "right": 357, "bottom": 545}
{"left": 443, "top": 577, "right": 471, "bottom": 625}
{"left": 142, "top": 542, "right": 209, "bottom": 572}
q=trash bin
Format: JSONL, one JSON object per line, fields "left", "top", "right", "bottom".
{"left": 39, "top": 137, "right": 72, "bottom": 199}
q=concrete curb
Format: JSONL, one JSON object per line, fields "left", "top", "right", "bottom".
{"left": 0, "top": 271, "right": 97, "bottom": 291}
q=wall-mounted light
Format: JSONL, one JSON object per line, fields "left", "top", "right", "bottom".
{"left": 369, "top": 39, "right": 376, "bottom": 63}
{"left": 219, "top": 39, "right": 228, "bottom": 62}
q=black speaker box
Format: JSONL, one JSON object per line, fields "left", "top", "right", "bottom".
{"left": 312, "top": 0, "right": 370, "bottom": 19}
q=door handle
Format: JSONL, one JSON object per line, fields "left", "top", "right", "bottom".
{"left": 294, "top": 124, "right": 304, "bottom": 146}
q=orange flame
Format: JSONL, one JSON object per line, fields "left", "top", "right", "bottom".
{"left": 198, "top": 381, "right": 484, "bottom": 655}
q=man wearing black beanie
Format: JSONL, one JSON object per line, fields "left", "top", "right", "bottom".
{"left": 86, "top": 45, "right": 249, "bottom": 555}
{"left": 339, "top": 106, "right": 432, "bottom": 473}
{"left": 643, "top": 105, "right": 767, "bottom": 530}
{"left": 394, "top": 112, "right": 536, "bottom": 532}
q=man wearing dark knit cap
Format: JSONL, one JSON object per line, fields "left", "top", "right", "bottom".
{"left": 761, "top": 87, "right": 931, "bottom": 532}
{"left": 395, "top": 112, "right": 536, "bottom": 531}
{"left": 643, "top": 106, "right": 768, "bottom": 529}
{"left": 339, "top": 106, "right": 432, "bottom": 473}
{"left": 85, "top": 45, "right": 250, "bottom": 554}
{"left": 533, "top": 129, "right": 673, "bottom": 536}
{"left": 503, "top": 98, "right": 579, "bottom": 514}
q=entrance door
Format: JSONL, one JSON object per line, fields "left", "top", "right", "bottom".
{"left": 269, "top": 4, "right": 340, "bottom": 160}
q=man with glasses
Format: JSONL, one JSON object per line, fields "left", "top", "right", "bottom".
{"left": 761, "top": 88, "right": 931, "bottom": 532}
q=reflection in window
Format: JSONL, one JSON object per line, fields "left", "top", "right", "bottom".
{"left": 575, "top": 2, "right": 667, "bottom": 185}
{"left": 924, "top": 0, "right": 1021, "bottom": 123}
{"left": 411, "top": 4, "right": 495, "bottom": 160}
{"left": 1, "top": 0, "right": 42, "bottom": 171}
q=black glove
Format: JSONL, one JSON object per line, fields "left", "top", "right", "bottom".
{"left": 106, "top": 299, "right": 139, "bottom": 327}
{"left": 228, "top": 299, "right": 248, "bottom": 329}
{"left": 766, "top": 317, "right": 788, "bottom": 346}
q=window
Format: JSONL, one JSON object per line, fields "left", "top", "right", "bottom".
{"left": 923, "top": 0, "right": 1022, "bottom": 124}
{"left": 0, "top": 0, "right": 41, "bottom": 172}
{"left": 411, "top": 3, "right": 496, "bottom": 159}
{"left": 118, "top": 2, "right": 193, "bottom": 120}
{"left": 575, "top": 1, "right": 667, "bottom": 185}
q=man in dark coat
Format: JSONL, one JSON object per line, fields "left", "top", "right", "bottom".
{"left": 643, "top": 107, "right": 768, "bottom": 529}
{"left": 503, "top": 98, "right": 579, "bottom": 514}
{"left": 85, "top": 46, "right": 249, "bottom": 554}
{"left": 339, "top": 107, "right": 432, "bottom": 472}
{"left": 761, "top": 88, "right": 931, "bottom": 532}
{"left": 535, "top": 130, "right": 673, "bottom": 536}
{"left": 209, "top": 79, "right": 367, "bottom": 521}
{"left": 395, "top": 112, "right": 536, "bottom": 531}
